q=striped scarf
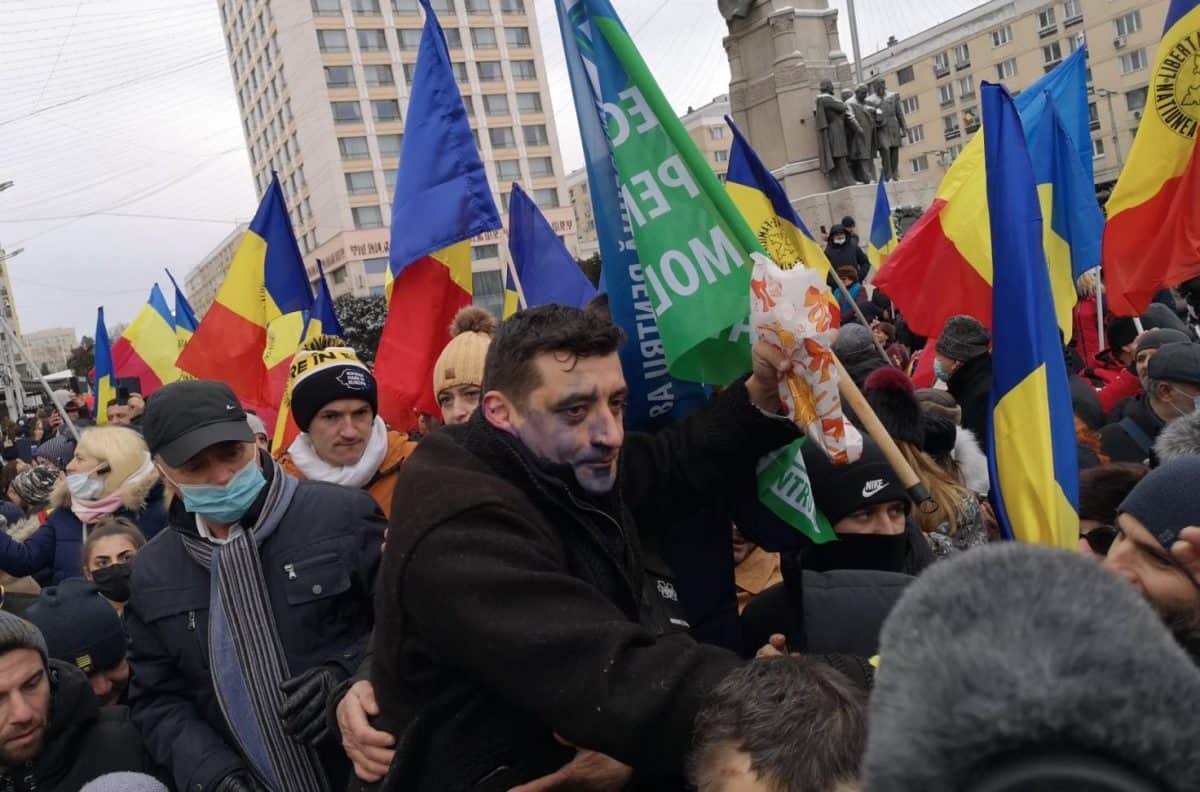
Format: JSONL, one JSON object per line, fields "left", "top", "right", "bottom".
{"left": 180, "top": 459, "right": 328, "bottom": 792}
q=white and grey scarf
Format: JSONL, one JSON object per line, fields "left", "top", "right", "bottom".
{"left": 287, "top": 416, "right": 389, "bottom": 490}
{"left": 179, "top": 459, "right": 328, "bottom": 792}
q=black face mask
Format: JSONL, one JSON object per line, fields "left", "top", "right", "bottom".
{"left": 92, "top": 563, "right": 132, "bottom": 603}
{"left": 799, "top": 532, "right": 909, "bottom": 573}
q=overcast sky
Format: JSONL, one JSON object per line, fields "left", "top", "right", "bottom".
{"left": 0, "top": 0, "right": 979, "bottom": 340}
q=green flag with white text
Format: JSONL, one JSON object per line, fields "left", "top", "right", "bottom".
{"left": 757, "top": 438, "right": 837, "bottom": 544}
{"left": 567, "top": 0, "right": 763, "bottom": 384}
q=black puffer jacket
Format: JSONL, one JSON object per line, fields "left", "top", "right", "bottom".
{"left": 0, "top": 660, "right": 157, "bottom": 791}
{"left": 373, "top": 383, "right": 798, "bottom": 791}
{"left": 947, "top": 353, "right": 994, "bottom": 450}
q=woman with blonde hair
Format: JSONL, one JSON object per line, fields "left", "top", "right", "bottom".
{"left": 0, "top": 426, "right": 166, "bottom": 584}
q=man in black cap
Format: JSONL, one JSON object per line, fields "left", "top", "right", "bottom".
{"left": 1099, "top": 327, "right": 1192, "bottom": 418}
{"left": 1099, "top": 342, "right": 1200, "bottom": 465}
{"left": 933, "top": 315, "right": 993, "bottom": 448}
{"left": 26, "top": 579, "right": 131, "bottom": 706}
{"left": 126, "top": 380, "right": 385, "bottom": 792}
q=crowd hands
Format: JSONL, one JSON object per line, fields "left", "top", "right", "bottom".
{"left": 0, "top": 252, "right": 1196, "bottom": 790}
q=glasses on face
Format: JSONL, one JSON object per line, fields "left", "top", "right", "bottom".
{"left": 1083, "top": 524, "right": 1118, "bottom": 556}
{"left": 1092, "top": 524, "right": 1200, "bottom": 592}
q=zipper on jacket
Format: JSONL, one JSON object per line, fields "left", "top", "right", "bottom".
{"left": 561, "top": 487, "right": 643, "bottom": 601}
{"left": 187, "top": 610, "right": 196, "bottom": 631}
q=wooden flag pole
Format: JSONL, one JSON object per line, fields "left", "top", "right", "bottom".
{"left": 831, "top": 351, "right": 937, "bottom": 513}
{"left": 829, "top": 275, "right": 892, "bottom": 366}
{"left": 504, "top": 255, "right": 530, "bottom": 312}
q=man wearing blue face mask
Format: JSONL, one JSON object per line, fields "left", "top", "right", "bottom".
{"left": 933, "top": 315, "right": 994, "bottom": 450}
{"left": 125, "top": 380, "right": 385, "bottom": 792}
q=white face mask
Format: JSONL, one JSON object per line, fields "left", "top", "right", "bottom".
{"left": 832, "top": 237, "right": 846, "bottom": 246}
{"left": 66, "top": 468, "right": 106, "bottom": 501}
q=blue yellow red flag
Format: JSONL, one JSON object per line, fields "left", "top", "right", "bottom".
{"left": 867, "top": 179, "right": 898, "bottom": 272}
{"left": 983, "top": 82, "right": 1079, "bottom": 549}
{"left": 165, "top": 269, "right": 198, "bottom": 351}
{"left": 93, "top": 308, "right": 116, "bottom": 427}
{"left": 1102, "top": 0, "right": 1200, "bottom": 315}
{"left": 110, "top": 284, "right": 180, "bottom": 394}
{"left": 504, "top": 183, "right": 596, "bottom": 318}
{"left": 374, "top": 0, "right": 501, "bottom": 430}
{"left": 309, "top": 261, "right": 344, "bottom": 339}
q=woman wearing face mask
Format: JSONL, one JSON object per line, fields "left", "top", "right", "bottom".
{"left": 823, "top": 224, "right": 871, "bottom": 283}
{"left": 82, "top": 517, "right": 146, "bottom": 611}
{"left": 0, "top": 464, "right": 60, "bottom": 596}
{"left": 0, "top": 426, "right": 166, "bottom": 585}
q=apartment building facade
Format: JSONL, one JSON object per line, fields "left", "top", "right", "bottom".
{"left": 185, "top": 222, "right": 249, "bottom": 319}
{"left": 20, "top": 327, "right": 76, "bottom": 375}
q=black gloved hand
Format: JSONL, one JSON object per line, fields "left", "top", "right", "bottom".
{"left": 214, "top": 769, "right": 267, "bottom": 792}
{"left": 278, "top": 664, "right": 344, "bottom": 745}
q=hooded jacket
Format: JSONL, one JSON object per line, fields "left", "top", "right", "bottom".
{"left": 0, "top": 469, "right": 167, "bottom": 585}
{"left": 0, "top": 660, "right": 156, "bottom": 792}
{"left": 277, "top": 428, "right": 418, "bottom": 518}
{"left": 125, "top": 454, "right": 385, "bottom": 792}
{"left": 373, "top": 382, "right": 797, "bottom": 791}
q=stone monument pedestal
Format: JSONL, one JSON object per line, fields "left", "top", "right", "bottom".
{"left": 791, "top": 179, "right": 937, "bottom": 241}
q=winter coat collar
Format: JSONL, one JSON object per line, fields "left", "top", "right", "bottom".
{"left": 947, "top": 353, "right": 992, "bottom": 395}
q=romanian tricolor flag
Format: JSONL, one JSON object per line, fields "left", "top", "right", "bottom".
{"left": 93, "top": 308, "right": 116, "bottom": 426}
{"left": 111, "top": 284, "right": 181, "bottom": 395}
{"left": 177, "top": 174, "right": 313, "bottom": 413}
{"left": 867, "top": 178, "right": 898, "bottom": 272}
{"left": 873, "top": 49, "right": 1092, "bottom": 341}
{"left": 725, "top": 116, "right": 832, "bottom": 281}
{"left": 983, "top": 82, "right": 1078, "bottom": 549}
{"left": 166, "top": 269, "right": 198, "bottom": 351}
{"left": 1102, "top": 0, "right": 1200, "bottom": 315}
{"left": 503, "top": 183, "right": 596, "bottom": 317}
{"left": 374, "top": 0, "right": 501, "bottom": 431}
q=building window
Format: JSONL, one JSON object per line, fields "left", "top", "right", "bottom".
{"left": 312, "top": 0, "right": 342, "bottom": 16}
{"left": 516, "top": 92, "right": 542, "bottom": 113}
{"left": 452, "top": 62, "right": 468, "bottom": 82}
{"left": 709, "top": 126, "right": 726, "bottom": 140}
{"left": 325, "top": 65, "right": 355, "bottom": 88}
{"left": 528, "top": 156, "right": 553, "bottom": 177}
{"left": 392, "top": 0, "right": 418, "bottom": 14}
{"left": 713, "top": 149, "right": 728, "bottom": 163}
{"left": 1037, "top": 7, "right": 1057, "bottom": 32}
{"left": 1114, "top": 10, "right": 1141, "bottom": 37}
{"left": 495, "top": 159, "right": 521, "bottom": 180}
{"left": 472, "top": 244, "right": 500, "bottom": 261}
{"left": 372, "top": 99, "right": 402, "bottom": 122}
{"left": 958, "top": 75, "right": 975, "bottom": 99}
{"left": 402, "top": 62, "right": 418, "bottom": 83}
{"left": 505, "top": 26, "right": 530, "bottom": 47}
{"left": 500, "top": 0, "right": 524, "bottom": 12}
{"left": 338, "top": 136, "right": 369, "bottom": 159}
{"left": 351, "top": 0, "right": 381, "bottom": 14}
{"left": 363, "top": 64, "right": 394, "bottom": 86}
{"left": 991, "top": 24, "right": 1013, "bottom": 47}
{"left": 483, "top": 93, "right": 509, "bottom": 115}
{"left": 345, "top": 170, "right": 377, "bottom": 194}
{"left": 900, "top": 95, "right": 919, "bottom": 115}
{"left": 331, "top": 100, "right": 362, "bottom": 124}
{"left": 532, "top": 188, "right": 558, "bottom": 208}
{"left": 332, "top": 268, "right": 348, "bottom": 284}
{"left": 357, "top": 29, "right": 388, "bottom": 50}
{"left": 385, "top": 169, "right": 398, "bottom": 193}
{"left": 317, "top": 29, "right": 349, "bottom": 52}
{"left": 429, "top": 0, "right": 454, "bottom": 13}
{"left": 938, "top": 83, "right": 955, "bottom": 107}
{"left": 1126, "top": 86, "right": 1147, "bottom": 113}
{"left": 363, "top": 257, "right": 389, "bottom": 274}
{"left": 1063, "top": 0, "right": 1082, "bottom": 24}
{"left": 943, "top": 113, "right": 961, "bottom": 139}
{"left": 997, "top": 58, "right": 1017, "bottom": 80}
{"left": 471, "top": 27, "right": 498, "bottom": 48}
{"left": 1043, "top": 41, "right": 1063, "bottom": 65}
{"left": 377, "top": 133, "right": 403, "bottom": 158}
{"left": 907, "top": 124, "right": 924, "bottom": 144}
{"left": 464, "top": 0, "right": 490, "bottom": 13}
{"left": 953, "top": 43, "right": 970, "bottom": 67}
{"left": 397, "top": 28, "right": 422, "bottom": 49}
{"left": 490, "top": 126, "right": 516, "bottom": 148}
{"left": 1089, "top": 101, "right": 1100, "bottom": 129}
{"left": 933, "top": 51, "right": 950, "bottom": 76}
{"left": 962, "top": 106, "right": 980, "bottom": 132}
{"left": 1069, "top": 32, "right": 1085, "bottom": 52}
{"left": 910, "top": 154, "right": 929, "bottom": 173}
{"left": 511, "top": 60, "right": 536, "bottom": 80}
{"left": 353, "top": 206, "right": 384, "bottom": 228}
{"left": 897, "top": 65, "right": 915, "bottom": 85}
{"left": 477, "top": 61, "right": 504, "bottom": 81}
{"left": 1092, "top": 137, "right": 1105, "bottom": 158}
{"left": 1120, "top": 49, "right": 1148, "bottom": 75}
{"left": 522, "top": 124, "right": 548, "bottom": 146}
{"left": 947, "top": 143, "right": 964, "bottom": 162}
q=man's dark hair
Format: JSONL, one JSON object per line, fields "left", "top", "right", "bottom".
{"left": 482, "top": 304, "right": 624, "bottom": 406}
{"left": 1078, "top": 463, "right": 1148, "bottom": 524}
{"left": 689, "top": 656, "right": 867, "bottom": 792}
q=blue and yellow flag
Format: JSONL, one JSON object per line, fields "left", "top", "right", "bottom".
{"left": 503, "top": 183, "right": 597, "bottom": 318}
{"left": 1030, "top": 98, "right": 1103, "bottom": 339}
{"left": 867, "top": 178, "right": 898, "bottom": 272}
{"left": 309, "top": 261, "right": 344, "bottom": 339}
{"left": 165, "top": 269, "right": 199, "bottom": 349}
{"left": 724, "top": 116, "right": 831, "bottom": 280}
{"left": 93, "top": 307, "right": 116, "bottom": 426}
{"left": 983, "top": 82, "right": 1078, "bottom": 548}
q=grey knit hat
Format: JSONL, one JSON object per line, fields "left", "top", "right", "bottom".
{"left": 81, "top": 773, "right": 169, "bottom": 792}
{"left": 1118, "top": 455, "right": 1200, "bottom": 550}
{"left": 935, "top": 314, "right": 990, "bottom": 362}
{"left": 35, "top": 434, "right": 75, "bottom": 470}
{"left": 11, "top": 465, "right": 59, "bottom": 511}
{"left": 0, "top": 611, "right": 48, "bottom": 667}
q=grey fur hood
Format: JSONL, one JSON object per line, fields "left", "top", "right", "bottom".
{"left": 1153, "top": 408, "right": 1200, "bottom": 465}
{"left": 864, "top": 544, "right": 1200, "bottom": 791}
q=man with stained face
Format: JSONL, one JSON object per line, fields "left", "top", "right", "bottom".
{"left": 371, "top": 305, "right": 800, "bottom": 791}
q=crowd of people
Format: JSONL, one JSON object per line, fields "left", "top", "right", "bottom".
{"left": 0, "top": 222, "right": 1195, "bottom": 791}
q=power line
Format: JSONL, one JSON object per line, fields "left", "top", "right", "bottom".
{"left": 28, "top": 0, "right": 83, "bottom": 113}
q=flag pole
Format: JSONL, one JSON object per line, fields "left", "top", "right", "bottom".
{"left": 0, "top": 313, "right": 79, "bottom": 441}
{"left": 1094, "top": 268, "right": 1106, "bottom": 350}
{"left": 830, "top": 276, "right": 892, "bottom": 365}
{"left": 505, "top": 253, "right": 529, "bottom": 312}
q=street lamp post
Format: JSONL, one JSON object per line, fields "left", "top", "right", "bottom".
{"left": 1096, "top": 88, "right": 1124, "bottom": 170}
{"left": 0, "top": 181, "right": 12, "bottom": 193}
{"left": 0, "top": 248, "right": 24, "bottom": 420}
